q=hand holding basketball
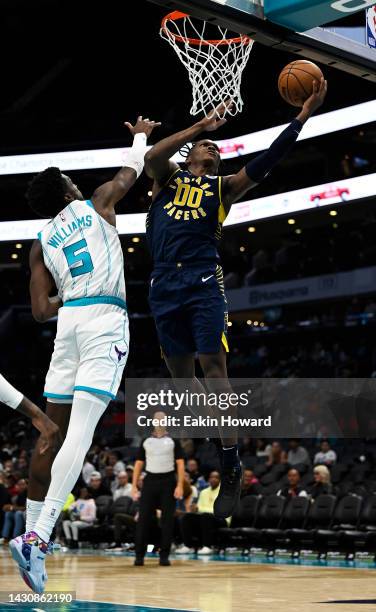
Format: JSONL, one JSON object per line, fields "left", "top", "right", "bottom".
{"left": 124, "top": 116, "right": 161, "bottom": 137}
{"left": 302, "top": 77, "right": 328, "bottom": 115}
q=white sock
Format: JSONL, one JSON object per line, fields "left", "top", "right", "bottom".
{"left": 26, "top": 499, "right": 44, "bottom": 533}
{"left": 0, "top": 373, "right": 23, "bottom": 409}
{"left": 34, "top": 391, "right": 108, "bottom": 544}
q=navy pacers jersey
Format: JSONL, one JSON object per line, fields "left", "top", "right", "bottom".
{"left": 146, "top": 168, "right": 227, "bottom": 264}
{"left": 147, "top": 167, "right": 229, "bottom": 358}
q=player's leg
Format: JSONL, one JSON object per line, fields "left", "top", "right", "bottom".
{"left": 27, "top": 402, "right": 71, "bottom": 503}
{"left": 10, "top": 390, "right": 110, "bottom": 593}
{"left": 191, "top": 269, "right": 241, "bottom": 519}
{"left": 164, "top": 353, "right": 195, "bottom": 378}
{"left": 11, "top": 306, "right": 128, "bottom": 592}
{"left": 26, "top": 310, "right": 78, "bottom": 534}
{"left": 198, "top": 348, "right": 237, "bottom": 446}
{"left": 198, "top": 351, "right": 242, "bottom": 520}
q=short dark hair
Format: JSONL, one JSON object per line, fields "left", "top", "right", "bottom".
{"left": 26, "top": 167, "right": 66, "bottom": 218}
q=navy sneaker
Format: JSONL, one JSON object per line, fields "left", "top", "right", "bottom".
{"left": 214, "top": 465, "right": 242, "bottom": 519}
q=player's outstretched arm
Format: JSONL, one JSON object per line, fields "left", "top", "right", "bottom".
{"left": 91, "top": 117, "right": 160, "bottom": 214}
{"left": 144, "top": 101, "right": 231, "bottom": 188}
{"left": 222, "top": 78, "right": 327, "bottom": 210}
{"left": 0, "top": 374, "right": 60, "bottom": 454}
{"left": 29, "top": 240, "right": 62, "bottom": 323}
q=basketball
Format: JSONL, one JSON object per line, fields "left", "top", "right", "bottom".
{"left": 278, "top": 60, "right": 324, "bottom": 107}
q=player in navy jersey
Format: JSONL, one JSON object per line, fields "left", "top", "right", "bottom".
{"left": 145, "top": 80, "right": 327, "bottom": 519}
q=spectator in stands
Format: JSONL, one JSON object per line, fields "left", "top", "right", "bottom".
{"left": 180, "top": 439, "right": 195, "bottom": 458}
{"left": 266, "top": 441, "right": 288, "bottom": 467}
{"left": 82, "top": 454, "right": 95, "bottom": 485}
{"left": 0, "top": 472, "right": 10, "bottom": 532}
{"left": 125, "top": 464, "right": 135, "bottom": 483}
{"left": 195, "top": 439, "right": 221, "bottom": 474}
{"left": 2, "top": 459, "right": 13, "bottom": 476}
{"left": 102, "top": 465, "right": 117, "bottom": 495}
{"left": 287, "top": 439, "right": 311, "bottom": 468}
{"left": 186, "top": 458, "right": 208, "bottom": 492}
{"left": 309, "top": 465, "right": 333, "bottom": 499}
{"left": 105, "top": 475, "right": 143, "bottom": 552}
{"left": 0, "top": 478, "right": 27, "bottom": 543}
{"left": 87, "top": 471, "right": 111, "bottom": 499}
{"left": 277, "top": 469, "right": 308, "bottom": 498}
{"left": 239, "top": 437, "right": 257, "bottom": 459}
{"left": 15, "top": 455, "right": 28, "bottom": 479}
{"left": 240, "top": 469, "right": 262, "bottom": 498}
{"left": 62, "top": 487, "right": 96, "bottom": 549}
{"left": 177, "top": 471, "right": 227, "bottom": 555}
{"left": 108, "top": 451, "right": 126, "bottom": 476}
{"left": 178, "top": 472, "right": 198, "bottom": 512}
{"left": 314, "top": 440, "right": 337, "bottom": 466}
{"left": 255, "top": 439, "right": 270, "bottom": 458}
{"left": 113, "top": 471, "right": 132, "bottom": 500}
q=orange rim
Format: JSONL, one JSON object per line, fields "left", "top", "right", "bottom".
{"left": 161, "top": 11, "right": 252, "bottom": 46}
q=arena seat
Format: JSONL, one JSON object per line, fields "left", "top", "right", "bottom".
{"left": 238, "top": 495, "right": 286, "bottom": 550}
{"left": 286, "top": 494, "right": 336, "bottom": 554}
{"left": 217, "top": 495, "right": 261, "bottom": 550}
{"left": 262, "top": 496, "right": 310, "bottom": 553}
{"left": 341, "top": 494, "right": 376, "bottom": 557}
{"left": 329, "top": 463, "right": 349, "bottom": 484}
{"left": 260, "top": 464, "right": 288, "bottom": 486}
{"left": 314, "top": 494, "right": 363, "bottom": 556}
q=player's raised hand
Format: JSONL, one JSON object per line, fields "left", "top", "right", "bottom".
{"left": 124, "top": 116, "right": 161, "bottom": 138}
{"left": 302, "top": 77, "right": 327, "bottom": 115}
{"left": 198, "top": 100, "right": 234, "bottom": 132}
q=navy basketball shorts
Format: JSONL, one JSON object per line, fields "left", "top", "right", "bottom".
{"left": 149, "top": 262, "right": 229, "bottom": 358}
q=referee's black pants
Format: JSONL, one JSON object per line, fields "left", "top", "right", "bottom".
{"left": 135, "top": 471, "right": 176, "bottom": 559}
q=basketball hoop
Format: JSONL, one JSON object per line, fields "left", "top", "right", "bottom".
{"left": 160, "top": 11, "right": 253, "bottom": 118}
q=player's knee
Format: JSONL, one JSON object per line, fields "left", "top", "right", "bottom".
{"left": 201, "top": 359, "right": 225, "bottom": 379}
{"left": 165, "top": 359, "right": 195, "bottom": 379}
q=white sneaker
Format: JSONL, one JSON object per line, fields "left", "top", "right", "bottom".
{"left": 9, "top": 531, "right": 47, "bottom": 594}
{"left": 197, "top": 546, "right": 213, "bottom": 555}
{"left": 175, "top": 545, "right": 195, "bottom": 554}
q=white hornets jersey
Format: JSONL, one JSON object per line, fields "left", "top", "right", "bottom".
{"left": 38, "top": 199, "right": 126, "bottom": 308}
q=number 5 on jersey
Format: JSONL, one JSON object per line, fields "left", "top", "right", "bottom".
{"left": 63, "top": 238, "right": 94, "bottom": 278}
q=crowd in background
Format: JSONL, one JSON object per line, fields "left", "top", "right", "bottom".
{"left": 0, "top": 429, "right": 375, "bottom": 554}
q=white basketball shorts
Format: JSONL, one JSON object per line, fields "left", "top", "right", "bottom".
{"left": 44, "top": 303, "right": 129, "bottom": 402}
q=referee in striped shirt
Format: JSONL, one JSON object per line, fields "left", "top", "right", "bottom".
{"left": 131, "top": 411, "right": 184, "bottom": 566}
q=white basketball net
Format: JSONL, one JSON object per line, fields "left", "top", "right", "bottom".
{"left": 160, "top": 13, "right": 253, "bottom": 117}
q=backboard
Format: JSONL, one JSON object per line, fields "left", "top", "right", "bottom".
{"left": 149, "top": 0, "right": 376, "bottom": 82}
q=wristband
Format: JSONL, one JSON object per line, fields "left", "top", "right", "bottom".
{"left": 126, "top": 133, "right": 148, "bottom": 178}
{"left": 0, "top": 374, "right": 23, "bottom": 409}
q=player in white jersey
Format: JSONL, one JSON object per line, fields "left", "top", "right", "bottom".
{"left": 9, "top": 116, "right": 160, "bottom": 593}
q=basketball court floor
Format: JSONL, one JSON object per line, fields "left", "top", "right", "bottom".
{"left": 1, "top": 549, "right": 376, "bottom": 612}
